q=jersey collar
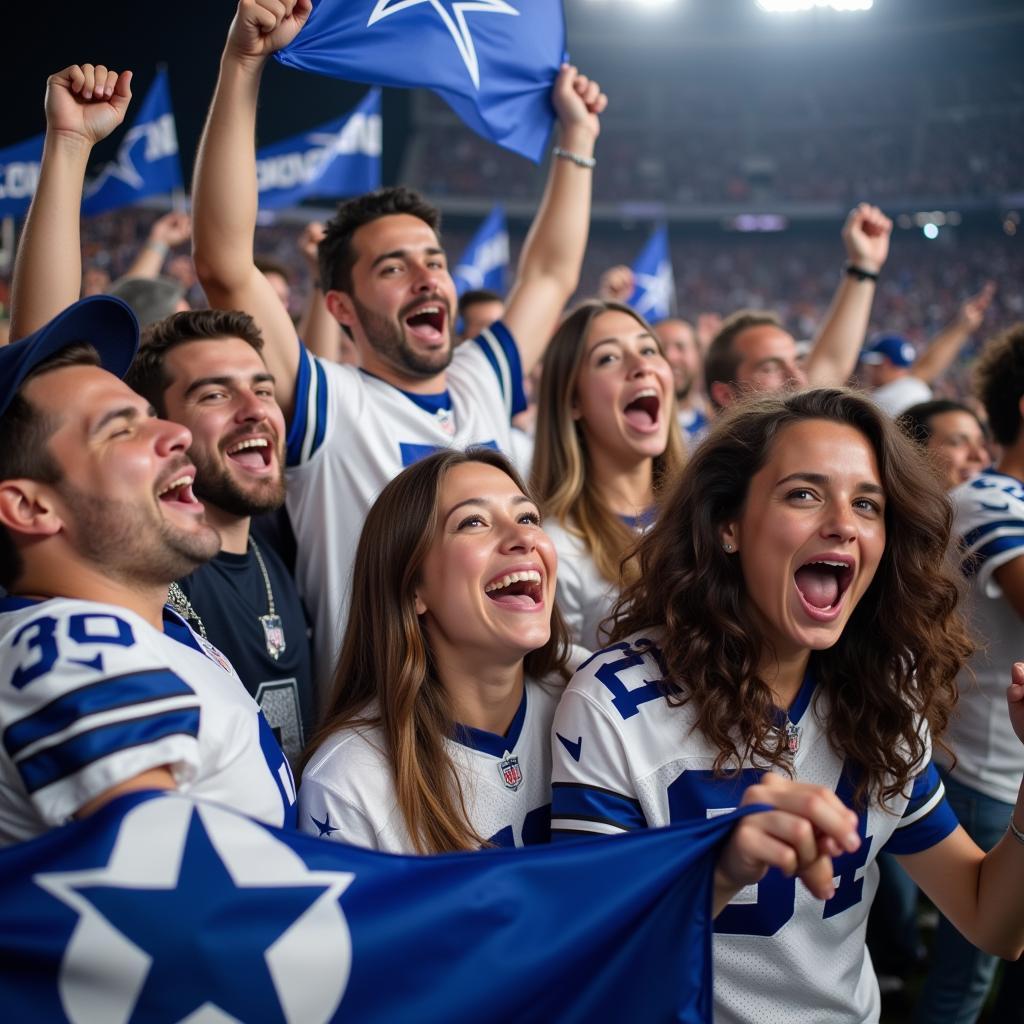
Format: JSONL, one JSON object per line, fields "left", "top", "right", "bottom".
{"left": 452, "top": 685, "right": 528, "bottom": 758}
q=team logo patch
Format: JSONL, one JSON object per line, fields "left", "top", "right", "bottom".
{"left": 499, "top": 755, "right": 523, "bottom": 792}
{"left": 197, "top": 635, "right": 234, "bottom": 674}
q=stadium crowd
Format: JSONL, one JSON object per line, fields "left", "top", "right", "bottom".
{"left": 1, "top": 0, "right": 1024, "bottom": 1021}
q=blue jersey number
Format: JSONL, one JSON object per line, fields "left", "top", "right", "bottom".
{"left": 668, "top": 765, "right": 872, "bottom": 936}
{"left": 10, "top": 613, "right": 136, "bottom": 690}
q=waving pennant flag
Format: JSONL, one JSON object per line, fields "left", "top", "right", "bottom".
{"left": 453, "top": 205, "right": 509, "bottom": 296}
{"left": 629, "top": 224, "right": 676, "bottom": 324}
{"left": 0, "top": 791, "right": 747, "bottom": 1023}
{"left": 0, "top": 132, "right": 44, "bottom": 218}
{"left": 257, "top": 89, "right": 382, "bottom": 211}
{"left": 276, "top": 1, "right": 566, "bottom": 163}
{"left": 81, "top": 68, "right": 183, "bottom": 217}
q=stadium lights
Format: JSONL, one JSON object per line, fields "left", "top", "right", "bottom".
{"left": 756, "top": 1, "right": 873, "bottom": 12}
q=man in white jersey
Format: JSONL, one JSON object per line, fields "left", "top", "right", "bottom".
{"left": 0, "top": 297, "right": 296, "bottom": 844}
{"left": 916, "top": 322, "right": 1024, "bottom": 1022}
{"left": 192, "top": 0, "right": 606, "bottom": 678}
{"left": 550, "top": 636, "right": 958, "bottom": 1024}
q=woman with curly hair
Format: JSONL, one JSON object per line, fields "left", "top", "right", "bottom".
{"left": 550, "top": 388, "right": 1024, "bottom": 1023}
{"left": 530, "top": 300, "right": 685, "bottom": 654}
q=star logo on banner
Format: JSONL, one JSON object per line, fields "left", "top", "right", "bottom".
{"left": 632, "top": 260, "right": 675, "bottom": 321}
{"left": 35, "top": 796, "right": 354, "bottom": 1024}
{"left": 368, "top": 0, "right": 518, "bottom": 90}
{"left": 85, "top": 123, "right": 150, "bottom": 195}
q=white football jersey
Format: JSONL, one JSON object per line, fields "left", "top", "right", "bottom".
{"left": 0, "top": 596, "right": 296, "bottom": 845}
{"left": 550, "top": 631, "right": 958, "bottom": 1024}
{"left": 299, "top": 677, "right": 560, "bottom": 852}
{"left": 284, "top": 323, "right": 525, "bottom": 680}
{"left": 947, "top": 470, "right": 1024, "bottom": 804}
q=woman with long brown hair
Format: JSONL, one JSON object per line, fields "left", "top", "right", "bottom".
{"left": 297, "top": 447, "right": 570, "bottom": 853}
{"left": 550, "top": 388, "right": 1024, "bottom": 1023}
{"left": 530, "top": 300, "right": 685, "bottom": 653}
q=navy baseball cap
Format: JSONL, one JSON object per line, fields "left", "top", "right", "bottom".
{"left": 0, "top": 296, "right": 140, "bottom": 419}
{"left": 860, "top": 335, "right": 916, "bottom": 368}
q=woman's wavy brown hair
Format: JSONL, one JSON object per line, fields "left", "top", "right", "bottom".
{"left": 608, "top": 388, "right": 975, "bottom": 809}
{"left": 301, "top": 447, "right": 570, "bottom": 853}
{"left": 530, "top": 300, "right": 686, "bottom": 587}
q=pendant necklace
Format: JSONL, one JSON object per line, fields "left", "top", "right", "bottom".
{"left": 250, "top": 539, "right": 286, "bottom": 660}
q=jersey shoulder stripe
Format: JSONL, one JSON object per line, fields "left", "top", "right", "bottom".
{"left": 468, "top": 321, "right": 526, "bottom": 418}
{"left": 884, "top": 761, "right": 958, "bottom": 855}
{"left": 286, "top": 340, "right": 331, "bottom": 467}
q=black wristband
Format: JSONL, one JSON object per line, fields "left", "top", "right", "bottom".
{"left": 845, "top": 262, "right": 879, "bottom": 282}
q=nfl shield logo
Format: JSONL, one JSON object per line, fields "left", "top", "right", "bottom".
{"left": 499, "top": 755, "right": 523, "bottom": 792}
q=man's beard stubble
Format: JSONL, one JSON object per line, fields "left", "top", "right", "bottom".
{"left": 352, "top": 293, "right": 456, "bottom": 379}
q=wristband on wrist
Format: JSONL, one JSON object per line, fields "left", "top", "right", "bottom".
{"left": 552, "top": 146, "right": 596, "bottom": 169}
{"left": 844, "top": 262, "right": 879, "bottom": 283}
{"left": 147, "top": 240, "right": 170, "bottom": 257}
{"left": 1008, "top": 817, "right": 1024, "bottom": 846}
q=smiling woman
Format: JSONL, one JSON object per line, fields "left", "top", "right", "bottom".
{"left": 544, "top": 389, "right": 1024, "bottom": 1023}
{"left": 298, "top": 447, "right": 571, "bottom": 854}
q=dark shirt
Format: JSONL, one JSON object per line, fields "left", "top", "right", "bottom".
{"left": 176, "top": 542, "right": 315, "bottom": 766}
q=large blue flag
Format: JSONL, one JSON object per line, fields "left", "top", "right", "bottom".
{"left": 0, "top": 790, "right": 746, "bottom": 1022}
{"left": 629, "top": 224, "right": 676, "bottom": 324}
{"left": 0, "top": 132, "right": 44, "bottom": 218}
{"left": 453, "top": 205, "right": 509, "bottom": 296}
{"left": 81, "top": 69, "right": 183, "bottom": 217}
{"left": 276, "top": 1, "right": 565, "bottom": 163}
{"left": 257, "top": 89, "right": 382, "bottom": 210}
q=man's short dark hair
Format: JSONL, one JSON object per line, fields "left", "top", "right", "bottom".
{"left": 0, "top": 343, "right": 101, "bottom": 588}
{"left": 457, "top": 289, "right": 503, "bottom": 319}
{"left": 126, "top": 309, "right": 265, "bottom": 416}
{"left": 318, "top": 187, "right": 442, "bottom": 294}
{"left": 974, "top": 323, "right": 1024, "bottom": 447}
{"left": 704, "top": 310, "right": 784, "bottom": 409}
{"left": 897, "top": 399, "right": 983, "bottom": 448}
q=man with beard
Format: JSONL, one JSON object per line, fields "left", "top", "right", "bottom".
{"left": 126, "top": 311, "right": 315, "bottom": 765}
{"left": 0, "top": 296, "right": 297, "bottom": 844}
{"left": 193, "top": 0, "right": 606, "bottom": 677}
{"left": 653, "top": 318, "right": 709, "bottom": 446}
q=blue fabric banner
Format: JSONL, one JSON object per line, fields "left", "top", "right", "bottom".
{"left": 453, "top": 205, "right": 509, "bottom": 296}
{"left": 257, "top": 89, "right": 382, "bottom": 210}
{"left": 629, "top": 224, "right": 676, "bottom": 324}
{"left": 0, "top": 790, "right": 743, "bottom": 1022}
{"left": 81, "top": 68, "right": 183, "bottom": 217}
{"left": 0, "top": 133, "right": 44, "bottom": 219}
{"left": 276, "top": 1, "right": 565, "bottom": 163}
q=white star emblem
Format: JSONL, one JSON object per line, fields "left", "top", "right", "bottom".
{"left": 633, "top": 259, "right": 675, "bottom": 321}
{"left": 368, "top": 0, "right": 518, "bottom": 90}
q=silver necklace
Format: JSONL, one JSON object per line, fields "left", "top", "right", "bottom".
{"left": 250, "top": 539, "right": 286, "bottom": 660}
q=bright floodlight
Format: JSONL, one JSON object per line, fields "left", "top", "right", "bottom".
{"left": 922, "top": 223, "right": 939, "bottom": 240}
{"left": 756, "top": 1, "right": 873, "bottom": 12}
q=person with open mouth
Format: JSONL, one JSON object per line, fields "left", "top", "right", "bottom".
{"left": 551, "top": 387, "right": 1024, "bottom": 1024}
{"left": 531, "top": 301, "right": 686, "bottom": 656}
{"left": 297, "top": 448, "right": 572, "bottom": 853}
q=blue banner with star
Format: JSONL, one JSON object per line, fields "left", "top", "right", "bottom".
{"left": 0, "top": 791, "right": 743, "bottom": 1022}
{"left": 629, "top": 224, "right": 676, "bottom": 324}
{"left": 453, "top": 205, "right": 509, "bottom": 297}
{"left": 276, "top": 1, "right": 565, "bottom": 163}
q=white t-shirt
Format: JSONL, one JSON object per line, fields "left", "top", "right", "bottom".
{"left": 0, "top": 596, "right": 296, "bottom": 845}
{"left": 299, "top": 676, "right": 560, "bottom": 851}
{"left": 550, "top": 631, "right": 958, "bottom": 1024}
{"left": 871, "top": 376, "right": 932, "bottom": 417}
{"left": 284, "top": 323, "right": 526, "bottom": 681}
{"left": 946, "top": 469, "right": 1024, "bottom": 805}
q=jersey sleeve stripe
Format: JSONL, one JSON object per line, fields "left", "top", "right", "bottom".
{"left": 961, "top": 534, "right": 1024, "bottom": 576}
{"left": 550, "top": 781, "right": 647, "bottom": 831}
{"left": 3, "top": 669, "right": 195, "bottom": 758}
{"left": 285, "top": 343, "right": 329, "bottom": 467}
{"left": 902, "top": 761, "right": 944, "bottom": 819}
{"left": 472, "top": 322, "right": 527, "bottom": 419}
{"left": 960, "top": 520, "right": 1024, "bottom": 552}
{"left": 15, "top": 706, "right": 201, "bottom": 794}
{"left": 883, "top": 762, "right": 959, "bottom": 856}
{"left": 551, "top": 818, "right": 628, "bottom": 838}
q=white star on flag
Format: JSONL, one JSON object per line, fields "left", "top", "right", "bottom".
{"left": 368, "top": 0, "right": 518, "bottom": 90}
{"left": 632, "top": 260, "right": 675, "bottom": 321}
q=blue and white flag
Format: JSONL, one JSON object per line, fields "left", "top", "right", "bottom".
{"left": 82, "top": 68, "right": 183, "bottom": 217}
{"left": 453, "top": 205, "right": 509, "bottom": 296}
{"left": 629, "top": 224, "right": 676, "bottom": 324}
{"left": 0, "top": 790, "right": 747, "bottom": 1023}
{"left": 257, "top": 89, "right": 382, "bottom": 210}
{"left": 276, "top": 1, "right": 565, "bottom": 163}
{"left": 0, "top": 132, "right": 44, "bottom": 218}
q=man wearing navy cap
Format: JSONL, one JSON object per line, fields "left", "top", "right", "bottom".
{"left": 0, "top": 298, "right": 297, "bottom": 844}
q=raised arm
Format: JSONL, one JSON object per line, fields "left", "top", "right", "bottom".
{"left": 909, "top": 282, "right": 996, "bottom": 386}
{"left": 804, "top": 203, "right": 893, "bottom": 388}
{"left": 192, "top": 0, "right": 311, "bottom": 421}
{"left": 10, "top": 64, "right": 132, "bottom": 341}
{"left": 124, "top": 211, "right": 192, "bottom": 280}
{"left": 898, "top": 662, "right": 1024, "bottom": 959}
{"left": 501, "top": 65, "right": 606, "bottom": 376}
